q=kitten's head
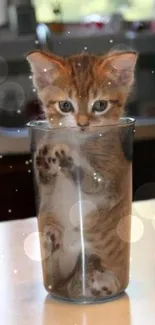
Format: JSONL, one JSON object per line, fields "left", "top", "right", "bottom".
{"left": 27, "top": 50, "right": 137, "bottom": 130}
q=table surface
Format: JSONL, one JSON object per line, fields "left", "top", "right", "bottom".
{"left": 0, "top": 199, "right": 155, "bottom": 325}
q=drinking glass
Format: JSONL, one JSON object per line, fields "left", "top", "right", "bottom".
{"left": 28, "top": 117, "right": 135, "bottom": 304}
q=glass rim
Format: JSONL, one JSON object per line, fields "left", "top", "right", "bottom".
{"left": 27, "top": 117, "right": 135, "bottom": 131}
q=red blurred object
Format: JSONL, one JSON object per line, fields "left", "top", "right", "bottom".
{"left": 95, "top": 22, "right": 104, "bottom": 29}
{"left": 84, "top": 22, "right": 104, "bottom": 29}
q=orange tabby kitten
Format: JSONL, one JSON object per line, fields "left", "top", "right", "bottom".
{"left": 27, "top": 50, "right": 137, "bottom": 300}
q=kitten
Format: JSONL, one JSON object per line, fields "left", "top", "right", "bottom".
{"left": 27, "top": 50, "right": 137, "bottom": 300}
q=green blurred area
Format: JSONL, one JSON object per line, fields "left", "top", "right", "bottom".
{"left": 33, "top": 0, "right": 153, "bottom": 22}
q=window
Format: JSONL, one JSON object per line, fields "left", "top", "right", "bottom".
{"left": 33, "top": 0, "right": 153, "bottom": 22}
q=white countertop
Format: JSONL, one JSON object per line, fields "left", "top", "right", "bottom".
{"left": 0, "top": 200, "right": 155, "bottom": 325}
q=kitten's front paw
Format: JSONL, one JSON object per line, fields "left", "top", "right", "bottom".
{"left": 52, "top": 144, "right": 74, "bottom": 170}
{"left": 35, "top": 144, "right": 60, "bottom": 184}
{"left": 35, "top": 143, "right": 74, "bottom": 184}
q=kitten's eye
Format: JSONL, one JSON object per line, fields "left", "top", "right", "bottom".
{"left": 92, "top": 100, "right": 108, "bottom": 114}
{"left": 59, "top": 101, "right": 74, "bottom": 113}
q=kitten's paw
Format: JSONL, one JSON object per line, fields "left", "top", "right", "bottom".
{"left": 35, "top": 144, "right": 60, "bottom": 184}
{"left": 52, "top": 144, "right": 74, "bottom": 170}
{"left": 52, "top": 144, "right": 85, "bottom": 183}
{"left": 89, "top": 269, "right": 120, "bottom": 297}
{"left": 35, "top": 143, "right": 74, "bottom": 184}
{"left": 43, "top": 226, "right": 61, "bottom": 254}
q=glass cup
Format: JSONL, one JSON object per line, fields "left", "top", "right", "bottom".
{"left": 28, "top": 117, "right": 135, "bottom": 304}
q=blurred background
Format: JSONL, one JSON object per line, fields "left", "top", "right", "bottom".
{"left": 0, "top": 0, "right": 155, "bottom": 221}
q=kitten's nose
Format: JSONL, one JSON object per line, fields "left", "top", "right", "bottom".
{"left": 77, "top": 115, "right": 89, "bottom": 128}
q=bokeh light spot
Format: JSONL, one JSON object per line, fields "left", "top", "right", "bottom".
{"left": 117, "top": 215, "right": 144, "bottom": 243}
{"left": 70, "top": 200, "right": 98, "bottom": 229}
{"left": 24, "top": 232, "right": 41, "bottom": 261}
{"left": 24, "top": 231, "right": 52, "bottom": 261}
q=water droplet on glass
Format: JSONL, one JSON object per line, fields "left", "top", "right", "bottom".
{"left": 32, "top": 88, "right": 36, "bottom": 92}
{"left": 93, "top": 172, "right": 96, "bottom": 176}
{"left": 0, "top": 155, "right": 3, "bottom": 159}
{"left": 35, "top": 40, "right": 39, "bottom": 44}
{"left": 28, "top": 170, "right": 31, "bottom": 173}
{"left": 99, "top": 133, "right": 102, "bottom": 137}
{"left": 98, "top": 178, "right": 102, "bottom": 182}
{"left": 15, "top": 189, "right": 18, "bottom": 192}
{"left": 108, "top": 81, "right": 111, "bottom": 85}
{"left": 84, "top": 46, "right": 88, "bottom": 50}
{"left": 10, "top": 166, "right": 12, "bottom": 169}
{"left": 29, "top": 75, "right": 32, "bottom": 79}
{"left": 14, "top": 269, "right": 18, "bottom": 274}
{"left": 68, "top": 31, "right": 71, "bottom": 34}
{"left": 44, "top": 68, "right": 47, "bottom": 72}
{"left": 8, "top": 209, "right": 12, "bottom": 213}
{"left": 59, "top": 122, "right": 62, "bottom": 126}
{"left": 17, "top": 110, "right": 21, "bottom": 114}
{"left": 109, "top": 39, "right": 113, "bottom": 43}
{"left": 25, "top": 161, "right": 29, "bottom": 165}
{"left": 152, "top": 70, "right": 154, "bottom": 74}
{"left": 48, "top": 285, "right": 52, "bottom": 290}
{"left": 17, "top": 130, "right": 20, "bottom": 133}
{"left": 29, "top": 159, "right": 32, "bottom": 163}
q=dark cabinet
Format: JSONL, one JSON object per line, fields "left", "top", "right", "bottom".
{"left": 0, "top": 154, "right": 36, "bottom": 221}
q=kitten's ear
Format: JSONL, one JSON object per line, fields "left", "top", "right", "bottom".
{"left": 101, "top": 51, "right": 138, "bottom": 86}
{"left": 27, "top": 51, "right": 66, "bottom": 90}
